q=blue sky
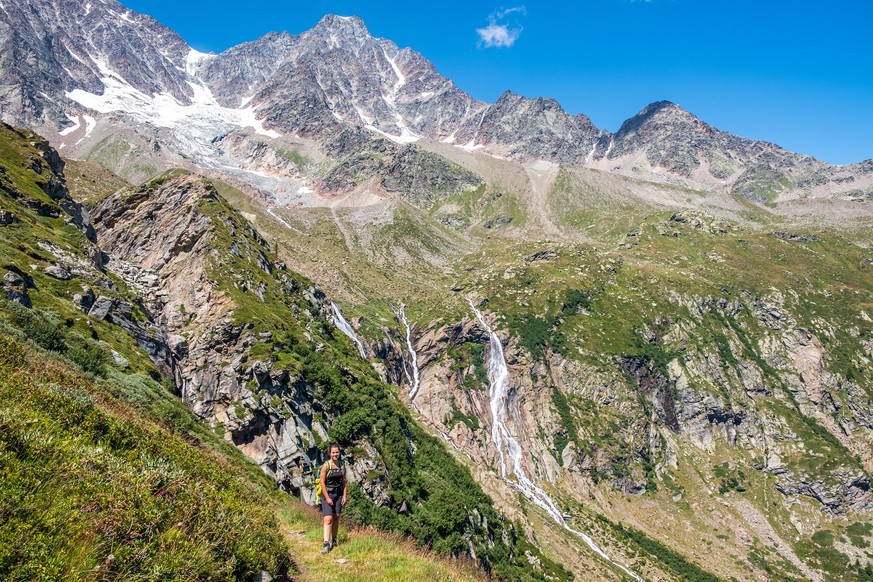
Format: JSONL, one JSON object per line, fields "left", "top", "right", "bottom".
{"left": 122, "top": 0, "right": 873, "bottom": 165}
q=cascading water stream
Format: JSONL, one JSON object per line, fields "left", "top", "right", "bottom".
{"left": 397, "top": 305, "right": 421, "bottom": 400}
{"left": 330, "top": 302, "right": 367, "bottom": 359}
{"left": 469, "top": 299, "right": 642, "bottom": 581}
{"left": 394, "top": 305, "right": 475, "bottom": 460}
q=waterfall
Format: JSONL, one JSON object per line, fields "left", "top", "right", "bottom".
{"left": 468, "top": 299, "right": 642, "bottom": 581}
{"left": 330, "top": 302, "right": 367, "bottom": 359}
{"left": 395, "top": 306, "right": 475, "bottom": 461}
{"left": 397, "top": 305, "right": 421, "bottom": 400}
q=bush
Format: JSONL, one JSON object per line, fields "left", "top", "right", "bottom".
{"left": 508, "top": 313, "right": 554, "bottom": 361}
{"left": 65, "top": 340, "right": 110, "bottom": 377}
{"left": 4, "top": 301, "right": 67, "bottom": 352}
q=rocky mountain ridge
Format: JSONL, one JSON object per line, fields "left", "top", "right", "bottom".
{"left": 2, "top": 0, "right": 871, "bottom": 206}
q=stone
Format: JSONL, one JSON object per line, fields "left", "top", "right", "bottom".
{"left": 111, "top": 350, "right": 130, "bottom": 368}
{"left": 0, "top": 209, "right": 17, "bottom": 225}
{"left": 526, "top": 250, "right": 557, "bottom": 262}
{"left": 483, "top": 216, "right": 512, "bottom": 229}
{"left": 3, "top": 271, "right": 31, "bottom": 308}
{"left": 73, "top": 286, "right": 95, "bottom": 311}
{"left": 3, "top": 271, "right": 25, "bottom": 286}
{"left": 773, "top": 231, "right": 822, "bottom": 243}
{"left": 44, "top": 265, "right": 71, "bottom": 280}
{"left": 88, "top": 296, "right": 115, "bottom": 320}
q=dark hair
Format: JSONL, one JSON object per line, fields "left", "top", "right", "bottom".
{"left": 328, "top": 443, "right": 341, "bottom": 453}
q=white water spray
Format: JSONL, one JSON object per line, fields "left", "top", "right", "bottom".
{"left": 397, "top": 305, "right": 421, "bottom": 400}
{"left": 468, "top": 299, "right": 642, "bottom": 581}
{"left": 330, "top": 302, "right": 367, "bottom": 359}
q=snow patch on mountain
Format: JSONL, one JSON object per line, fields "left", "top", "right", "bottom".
{"left": 65, "top": 56, "right": 281, "bottom": 144}
{"left": 83, "top": 115, "right": 96, "bottom": 137}
{"left": 365, "top": 123, "right": 420, "bottom": 144}
{"left": 185, "top": 49, "right": 211, "bottom": 76}
{"left": 383, "top": 49, "right": 406, "bottom": 107}
{"left": 59, "top": 114, "right": 80, "bottom": 136}
{"left": 457, "top": 139, "right": 485, "bottom": 152}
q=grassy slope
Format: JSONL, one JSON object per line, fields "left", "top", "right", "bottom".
{"left": 0, "top": 125, "right": 539, "bottom": 581}
{"left": 449, "top": 195, "right": 873, "bottom": 579}
{"left": 0, "top": 328, "right": 492, "bottom": 582}
{"left": 0, "top": 332, "right": 290, "bottom": 580}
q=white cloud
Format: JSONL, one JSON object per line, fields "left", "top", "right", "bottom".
{"left": 477, "top": 23, "right": 522, "bottom": 48}
{"left": 477, "top": 6, "right": 526, "bottom": 48}
{"left": 495, "top": 6, "right": 526, "bottom": 19}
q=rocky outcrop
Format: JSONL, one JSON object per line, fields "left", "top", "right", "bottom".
{"left": 90, "top": 174, "right": 391, "bottom": 502}
{"left": 775, "top": 469, "right": 871, "bottom": 515}
{"left": 454, "top": 91, "right": 604, "bottom": 163}
{"left": 320, "top": 127, "right": 483, "bottom": 205}
{"left": 3, "top": 269, "right": 32, "bottom": 308}
{"left": 0, "top": 124, "right": 94, "bottom": 239}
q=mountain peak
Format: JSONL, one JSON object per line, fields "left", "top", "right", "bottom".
{"left": 313, "top": 14, "right": 370, "bottom": 36}
{"left": 640, "top": 100, "right": 678, "bottom": 114}
{"left": 615, "top": 100, "right": 703, "bottom": 138}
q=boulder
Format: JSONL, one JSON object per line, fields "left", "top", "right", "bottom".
{"left": 44, "top": 264, "right": 71, "bottom": 280}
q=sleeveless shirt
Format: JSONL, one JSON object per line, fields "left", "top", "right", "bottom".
{"left": 325, "top": 461, "right": 346, "bottom": 493}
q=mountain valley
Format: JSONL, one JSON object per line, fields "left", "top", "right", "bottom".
{"left": 2, "top": 1, "right": 873, "bottom": 580}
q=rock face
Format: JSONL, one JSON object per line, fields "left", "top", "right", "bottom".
{"left": 3, "top": 270, "right": 32, "bottom": 308}
{"left": 0, "top": 0, "right": 193, "bottom": 129}
{"left": 92, "top": 175, "right": 321, "bottom": 495}
{"left": 89, "top": 174, "right": 415, "bottom": 506}
{"left": 454, "top": 91, "right": 604, "bottom": 162}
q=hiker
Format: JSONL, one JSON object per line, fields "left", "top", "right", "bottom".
{"left": 320, "top": 443, "right": 348, "bottom": 554}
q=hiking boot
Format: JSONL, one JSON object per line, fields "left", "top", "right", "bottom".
{"left": 321, "top": 541, "right": 331, "bottom": 554}
{"left": 330, "top": 538, "right": 337, "bottom": 550}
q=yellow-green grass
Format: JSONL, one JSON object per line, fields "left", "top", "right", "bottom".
{"left": 0, "top": 333, "right": 292, "bottom": 581}
{"left": 64, "top": 158, "right": 132, "bottom": 205}
{"left": 275, "top": 505, "right": 482, "bottom": 582}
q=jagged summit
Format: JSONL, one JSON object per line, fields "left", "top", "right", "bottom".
{"left": 314, "top": 14, "right": 369, "bottom": 33}
{"left": 303, "top": 14, "right": 375, "bottom": 53}
{"left": 614, "top": 100, "right": 717, "bottom": 141}
{"left": 1, "top": 0, "right": 869, "bottom": 200}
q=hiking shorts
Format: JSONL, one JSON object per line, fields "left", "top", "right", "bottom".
{"left": 321, "top": 490, "right": 343, "bottom": 516}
